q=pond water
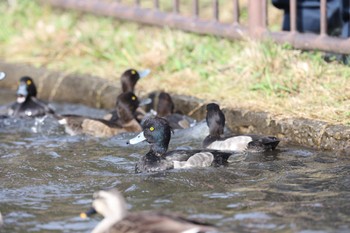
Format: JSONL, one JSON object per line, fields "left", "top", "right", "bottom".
{"left": 1, "top": 89, "right": 350, "bottom": 233}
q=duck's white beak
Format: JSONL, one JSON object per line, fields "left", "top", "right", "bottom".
{"left": 128, "top": 131, "right": 146, "bottom": 144}
{"left": 139, "top": 97, "right": 152, "bottom": 106}
{"left": 0, "top": 72, "right": 6, "bottom": 80}
{"left": 137, "top": 69, "right": 151, "bottom": 78}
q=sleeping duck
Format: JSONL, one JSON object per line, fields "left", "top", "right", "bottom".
{"left": 7, "top": 76, "right": 55, "bottom": 118}
{"left": 127, "top": 117, "right": 233, "bottom": 173}
{"left": 155, "top": 92, "right": 196, "bottom": 129}
{"left": 81, "top": 188, "right": 217, "bottom": 233}
{"left": 104, "top": 69, "right": 151, "bottom": 122}
{"left": 58, "top": 92, "right": 142, "bottom": 137}
{"left": 203, "top": 103, "right": 280, "bottom": 152}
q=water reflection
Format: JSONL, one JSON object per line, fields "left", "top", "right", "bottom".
{"left": 0, "top": 93, "right": 350, "bottom": 232}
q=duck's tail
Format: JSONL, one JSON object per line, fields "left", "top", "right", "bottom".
{"left": 248, "top": 136, "right": 280, "bottom": 152}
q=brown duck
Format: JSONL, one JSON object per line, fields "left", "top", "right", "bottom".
{"left": 57, "top": 92, "right": 141, "bottom": 137}
{"left": 81, "top": 188, "right": 218, "bottom": 233}
{"left": 104, "top": 69, "right": 151, "bottom": 122}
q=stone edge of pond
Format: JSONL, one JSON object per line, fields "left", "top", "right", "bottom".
{"left": 0, "top": 61, "right": 349, "bottom": 153}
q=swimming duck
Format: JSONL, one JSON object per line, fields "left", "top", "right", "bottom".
{"left": 104, "top": 69, "right": 151, "bottom": 122}
{"left": 127, "top": 117, "right": 233, "bottom": 173}
{"left": 58, "top": 92, "right": 142, "bottom": 137}
{"left": 81, "top": 188, "right": 217, "bottom": 233}
{"left": 7, "top": 76, "right": 55, "bottom": 118}
{"left": 203, "top": 103, "right": 280, "bottom": 152}
{"left": 155, "top": 92, "right": 196, "bottom": 129}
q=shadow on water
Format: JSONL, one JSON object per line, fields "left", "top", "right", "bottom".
{"left": 1, "top": 91, "right": 350, "bottom": 233}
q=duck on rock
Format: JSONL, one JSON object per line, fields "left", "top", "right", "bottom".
{"left": 104, "top": 69, "right": 151, "bottom": 123}
{"left": 57, "top": 92, "right": 142, "bottom": 137}
{"left": 203, "top": 103, "right": 280, "bottom": 153}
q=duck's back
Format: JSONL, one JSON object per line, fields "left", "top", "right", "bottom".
{"left": 108, "top": 212, "right": 216, "bottom": 233}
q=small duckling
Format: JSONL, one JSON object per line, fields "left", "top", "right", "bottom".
{"left": 127, "top": 117, "right": 233, "bottom": 173}
{"left": 203, "top": 103, "right": 280, "bottom": 152}
{"left": 81, "top": 188, "right": 218, "bottom": 233}
{"left": 7, "top": 76, "right": 55, "bottom": 118}
{"left": 58, "top": 92, "right": 141, "bottom": 137}
{"left": 156, "top": 92, "right": 196, "bottom": 129}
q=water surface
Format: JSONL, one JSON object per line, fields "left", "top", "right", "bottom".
{"left": 0, "top": 89, "right": 349, "bottom": 233}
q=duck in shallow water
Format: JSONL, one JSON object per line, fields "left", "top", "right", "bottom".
{"left": 57, "top": 92, "right": 141, "bottom": 137}
{"left": 203, "top": 103, "right": 280, "bottom": 152}
{"left": 155, "top": 91, "right": 196, "bottom": 129}
{"left": 7, "top": 76, "right": 55, "bottom": 118}
{"left": 81, "top": 188, "right": 218, "bottom": 233}
{"left": 127, "top": 117, "right": 233, "bottom": 173}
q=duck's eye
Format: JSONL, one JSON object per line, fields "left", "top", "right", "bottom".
{"left": 26, "top": 80, "right": 32, "bottom": 85}
{"left": 131, "top": 70, "right": 136, "bottom": 75}
{"left": 131, "top": 96, "right": 136, "bottom": 101}
{"left": 149, "top": 126, "right": 155, "bottom": 132}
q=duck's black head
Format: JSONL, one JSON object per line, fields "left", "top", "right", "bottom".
{"left": 116, "top": 92, "right": 140, "bottom": 123}
{"left": 128, "top": 117, "right": 172, "bottom": 155}
{"left": 206, "top": 103, "right": 225, "bottom": 137}
{"left": 157, "top": 92, "right": 175, "bottom": 117}
{"left": 16, "top": 76, "right": 37, "bottom": 103}
{"left": 121, "top": 69, "right": 150, "bottom": 93}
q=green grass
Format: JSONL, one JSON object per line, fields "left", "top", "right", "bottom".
{"left": 0, "top": 0, "right": 349, "bottom": 125}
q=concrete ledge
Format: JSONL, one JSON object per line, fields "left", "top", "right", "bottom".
{"left": 0, "top": 61, "right": 349, "bottom": 152}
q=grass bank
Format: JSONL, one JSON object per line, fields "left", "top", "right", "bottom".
{"left": 0, "top": 0, "right": 349, "bottom": 125}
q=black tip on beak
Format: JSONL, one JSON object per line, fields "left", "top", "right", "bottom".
{"left": 80, "top": 207, "right": 97, "bottom": 219}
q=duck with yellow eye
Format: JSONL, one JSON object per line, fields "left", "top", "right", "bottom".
{"left": 104, "top": 68, "right": 152, "bottom": 123}
{"left": 56, "top": 92, "right": 142, "bottom": 137}
{"left": 127, "top": 117, "right": 234, "bottom": 173}
{"left": 7, "top": 76, "right": 55, "bottom": 118}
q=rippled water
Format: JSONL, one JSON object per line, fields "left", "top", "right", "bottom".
{"left": 1, "top": 89, "right": 350, "bottom": 233}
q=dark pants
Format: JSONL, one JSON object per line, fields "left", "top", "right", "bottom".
{"left": 272, "top": 0, "right": 349, "bottom": 37}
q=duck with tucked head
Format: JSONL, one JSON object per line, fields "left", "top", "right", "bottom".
{"left": 104, "top": 69, "right": 151, "bottom": 122}
{"left": 81, "top": 188, "right": 218, "bottom": 233}
{"left": 58, "top": 92, "right": 141, "bottom": 137}
{"left": 155, "top": 91, "right": 196, "bottom": 129}
{"left": 8, "top": 76, "right": 55, "bottom": 118}
{"left": 127, "top": 117, "right": 233, "bottom": 173}
{"left": 203, "top": 103, "right": 280, "bottom": 152}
